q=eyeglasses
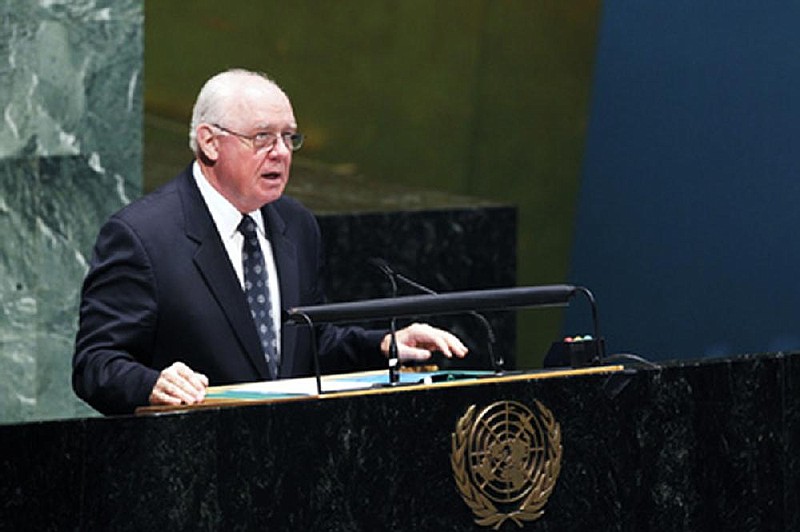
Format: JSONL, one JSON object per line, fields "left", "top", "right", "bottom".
{"left": 212, "top": 124, "right": 304, "bottom": 152}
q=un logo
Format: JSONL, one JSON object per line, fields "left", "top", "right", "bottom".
{"left": 451, "top": 400, "right": 562, "bottom": 528}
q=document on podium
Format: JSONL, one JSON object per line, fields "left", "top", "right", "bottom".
{"left": 205, "top": 369, "right": 494, "bottom": 401}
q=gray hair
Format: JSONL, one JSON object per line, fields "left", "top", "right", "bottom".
{"left": 188, "top": 69, "right": 278, "bottom": 154}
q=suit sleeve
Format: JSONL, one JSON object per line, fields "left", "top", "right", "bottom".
{"left": 72, "top": 216, "right": 160, "bottom": 415}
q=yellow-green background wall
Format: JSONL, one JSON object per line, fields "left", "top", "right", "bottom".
{"left": 144, "top": 1, "right": 601, "bottom": 366}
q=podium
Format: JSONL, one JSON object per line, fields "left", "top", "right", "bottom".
{"left": 3, "top": 352, "right": 800, "bottom": 531}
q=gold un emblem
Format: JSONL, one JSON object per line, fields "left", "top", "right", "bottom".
{"left": 451, "top": 400, "right": 562, "bottom": 529}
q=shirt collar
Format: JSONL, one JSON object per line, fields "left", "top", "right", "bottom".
{"left": 192, "top": 161, "right": 265, "bottom": 238}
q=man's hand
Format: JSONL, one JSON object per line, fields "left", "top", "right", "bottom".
{"left": 148, "top": 361, "right": 209, "bottom": 406}
{"left": 381, "top": 322, "right": 468, "bottom": 361}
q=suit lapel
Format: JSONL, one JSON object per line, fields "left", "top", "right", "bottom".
{"left": 177, "top": 169, "right": 270, "bottom": 380}
{"left": 263, "top": 203, "right": 300, "bottom": 378}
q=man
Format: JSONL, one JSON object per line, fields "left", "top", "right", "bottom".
{"left": 72, "top": 69, "right": 467, "bottom": 415}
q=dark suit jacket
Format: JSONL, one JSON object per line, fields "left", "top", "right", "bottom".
{"left": 73, "top": 165, "right": 386, "bottom": 415}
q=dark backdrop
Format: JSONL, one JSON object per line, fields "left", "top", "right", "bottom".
{"left": 568, "top": 1, "right": 800, "bottom": 360}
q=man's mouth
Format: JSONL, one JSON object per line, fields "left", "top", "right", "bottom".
{"left": 261, "top": 171, "right": 282, "bottom": 180}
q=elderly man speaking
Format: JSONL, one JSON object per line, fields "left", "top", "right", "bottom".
{"left": 72, "top": 69, "right": 467, "bottom": 415}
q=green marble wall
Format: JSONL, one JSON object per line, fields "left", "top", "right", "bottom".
{"left": 0, "top": 1, "right": 143, "bottom": 423}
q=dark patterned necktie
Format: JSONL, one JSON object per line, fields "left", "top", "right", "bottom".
{"left": 238, "top": 215, "right": 279, "bottom": 379}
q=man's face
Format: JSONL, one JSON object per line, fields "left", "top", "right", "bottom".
{"left": 208, "top": 80, "right": 297, "bottom": 213}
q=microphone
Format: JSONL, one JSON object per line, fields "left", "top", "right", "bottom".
{"left": 369, "top": 258, "right": 503, "bottom": 373}
{"left": 368, "top": 258, "right": 400, "bottom": 384}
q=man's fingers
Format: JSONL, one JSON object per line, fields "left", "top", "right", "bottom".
{"left": 412, "top": 323, "right": 468, "bottom": 358}
{"left": 393, "top": 323, "right": 469, "bottom": 360}
{"left": 164, "top": 375, "right": 203, "bottom": 403}
{"left": 439, "top": 330, "right": 468, "bottom": 358}
{"left": 149, "top": 362, "right": 208, "bottom": 406}
{"left": 150, "top": 386, "right": 183, "bottom": 406}
{"left": 154, "top": 377, "right": 197, "bottom": 405}
{"left": 397, "top": 345, "right": 433, "bottom": 361}
{"left": 172, "top": 363, "right": 209, "bottom": 393}
{"left": 426, "top": 327, "right": 464, "bottom": 358}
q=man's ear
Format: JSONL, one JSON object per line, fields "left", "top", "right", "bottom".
{"left": 196, "top": 124, "right": 219, "bottom": 162}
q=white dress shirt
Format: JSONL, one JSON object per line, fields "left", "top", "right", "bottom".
{"left": 192, "top": 162, "right": 282, "bottom": 354}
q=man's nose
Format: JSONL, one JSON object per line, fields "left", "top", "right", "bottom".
{"left": 268, "top": 136, "right": 293, "bottom": 157}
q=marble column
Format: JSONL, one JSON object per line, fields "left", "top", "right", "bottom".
{"left": 0, "top": 1, "right": 143, "bottom": 423}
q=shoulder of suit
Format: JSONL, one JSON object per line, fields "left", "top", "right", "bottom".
{"left": 115, "top": 179, "right": 181, "bottom": 221}
{"left": 108, "top": 167, "right": 190, "bottom": 230}
{"left": 270, "top": 194, "right": 315, "bottom": 220}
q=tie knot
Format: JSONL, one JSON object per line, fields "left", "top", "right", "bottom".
{"left": 238, "top": 215, "right": 258, "bottom": 237}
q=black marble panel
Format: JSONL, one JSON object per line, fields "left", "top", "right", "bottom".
{"left": 785, "top": 353, "right": 800, "bottom": 531}
{"left": 79, "top": 413, "right": 220, "bottom": 531}
{"left": 2, "top": 351, "right": 799, "bottom": 531}
{"left": 318, "top": 206, "right": 518, "bottom": 370}
{"left": 0, "top": 418, "right": 86, "bottom": 531}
